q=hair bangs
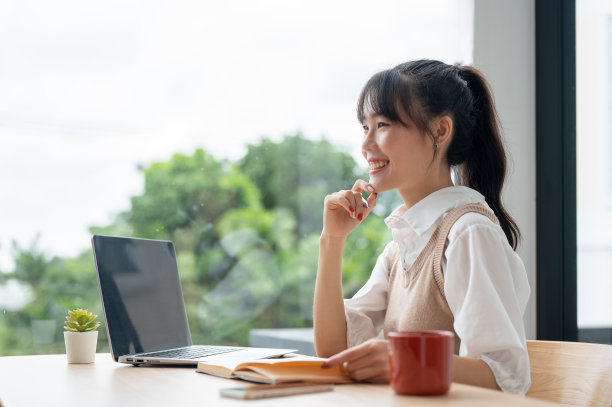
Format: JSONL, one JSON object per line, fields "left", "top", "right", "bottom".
{"left": 356, "top": 69, "right": 422, "bottom": 129}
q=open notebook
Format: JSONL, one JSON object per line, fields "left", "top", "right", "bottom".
{"left": 197, "top": 354, "right": 352, "bottom": 384}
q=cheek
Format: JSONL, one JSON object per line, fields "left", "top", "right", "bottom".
{"left": 386, "top": 136, "right": 425, "bottom": 160}
{"left": 378, "top": 135, "right": 400, "bottom": 153}
{"left": 391, "top": 138, "right": 433, "bottom": 174}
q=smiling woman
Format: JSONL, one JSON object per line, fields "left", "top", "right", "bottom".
{"left": 314, "top": 60, "right": 530, "bottom": 394}
{"left": 0, "top": 0, "right": 474, "bottom": 356}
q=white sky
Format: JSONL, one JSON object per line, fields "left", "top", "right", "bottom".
{"left": 0, "top": 0, "right": 473, "bottom": 271}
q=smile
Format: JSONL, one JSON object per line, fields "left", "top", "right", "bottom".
{"left": 369, "top": 160, "right": 389, "bottom": 170}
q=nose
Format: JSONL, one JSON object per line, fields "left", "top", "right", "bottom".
{"left": 362, "top": 128, "right": 376, "bottom": 152}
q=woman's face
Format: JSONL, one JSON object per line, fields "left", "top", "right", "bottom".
{"left": 361, "top": 111, "right": 437, "bottom": 200}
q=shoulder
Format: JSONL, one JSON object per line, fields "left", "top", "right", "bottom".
{"left": 378, "top": 240, "right": 399, "bottom": 271}
{"left": 446, "top": 208, "right": 506, "bottom": 245}
{"left": 443, "top": 208, "right": 527, "bottom": 287}
{"left": 442, "top": 209, "right": 531, "bottom": 313}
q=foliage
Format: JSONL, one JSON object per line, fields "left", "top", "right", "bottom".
{"left": 0, "top": 133, "right": 400, "bottom": 355}
{"left": 239, "top": 134, "right": 363, "bottom": 236}
{"left": 64, "top": 308, "right": 100, "bottom": 332}
{"left": 0, "top": 241, "right": 107, "bottom": 355}
{"left": 129, "top": 150, "right": 260, "bottom": 240}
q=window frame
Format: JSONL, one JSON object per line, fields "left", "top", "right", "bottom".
{"left": 535, "top": 0, "right": 578, "bottom": 341}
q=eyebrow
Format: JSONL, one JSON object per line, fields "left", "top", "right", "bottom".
{"left": 363, "top": 114, "right": 388, "bottom": 121}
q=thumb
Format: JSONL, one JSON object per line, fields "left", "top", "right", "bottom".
{"left": 363, "top": 192, "right": 378, "bottom": 216}
{"left": 366, "top": 192, "right": 378, "bottom": 209}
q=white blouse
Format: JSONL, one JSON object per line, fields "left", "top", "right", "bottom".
{"left": 344, "top": 186, "right": 531, "bottom": 395}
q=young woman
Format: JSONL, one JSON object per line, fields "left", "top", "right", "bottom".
{"left": 313, "top": 60, "right": 530, "bottom": 395}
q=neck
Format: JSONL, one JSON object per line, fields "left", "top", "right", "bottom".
{"left": 398, "top": 167, "right": 454, "bottom": 209}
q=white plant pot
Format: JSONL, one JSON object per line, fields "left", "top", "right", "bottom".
{"left": 64, "top": 331, "right": 98, "bottom": 364}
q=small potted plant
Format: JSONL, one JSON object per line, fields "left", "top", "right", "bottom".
{"left": 63, "top": 308, "right": 100, "bottom": 363}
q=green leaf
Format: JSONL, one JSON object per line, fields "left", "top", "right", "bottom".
{"left": 65, "top": 321, "right": 78, "bottom": 329}
{"left": 85, "top": 321, "right": 98, "bottom": 330}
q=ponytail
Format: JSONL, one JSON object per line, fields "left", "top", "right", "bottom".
{"left": 455, "top": 66, "right": 520, "bottom": 249}
{"left": 357, "top": 60, "right": 521, "bottom": 249}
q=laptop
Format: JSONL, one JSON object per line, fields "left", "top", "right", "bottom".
{"left": 91, "top": 234, "right": 297, "bottom": 365}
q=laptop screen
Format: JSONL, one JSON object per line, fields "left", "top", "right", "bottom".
{"left": 92, "top": 235, "right": 192, "bottom": 360}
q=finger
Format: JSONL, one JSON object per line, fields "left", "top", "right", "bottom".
{"left": 350, "top": 180, "right": 375, "bottom": 221}
{"left": 326, "top": 192, "right": 357, "bottom": 217}
{"left": 351, "top": 179, "right": 376, "bottom": 194}
{"left": 322, "top": 343, "right": 372, "bottom": 368}
{"left": 343, "top": 352, "right": 385, "bottom": 373}
{"left": 343, "top": 341, "right": 388, "bottom": 373}
{"left": 342, "top": 190, "right": 360, "bottom": 219}
{"left": 340, "top": 196, "right": 357, "bottom": 217}
{"left": 360, "top": 195, "right": 369, "bottom": 209}
{"left": 356, "top": 191, "right": 377, "bottom": 222}
{"left": 349, "top": 365, "right": 389, "bottom": 383}
{"left": 352, "top": 191, "right": 369, "bottom": 219}
{"left": 366, "top": 192, "right": 378, "bottom": 209}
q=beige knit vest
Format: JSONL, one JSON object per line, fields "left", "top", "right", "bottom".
{"left": 382, "top": 203, "right": 500, "bottom": 355}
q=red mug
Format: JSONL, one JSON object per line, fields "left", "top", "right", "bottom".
{"left": 388, "top": 330, "right": 454, "bottom": 395}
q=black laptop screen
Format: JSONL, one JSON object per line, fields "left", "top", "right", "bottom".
{"left": 92, "top": 235, "right": 192, "bottom": 360}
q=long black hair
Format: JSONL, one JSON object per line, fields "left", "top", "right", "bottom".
{"left": 357, "top": 59, "right": 520, "bottom": 249}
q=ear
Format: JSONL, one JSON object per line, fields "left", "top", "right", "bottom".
{"left": 433, "top": 115, "right": 453, "bottom": 146}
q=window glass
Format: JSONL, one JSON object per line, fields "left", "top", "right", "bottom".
{"left": 576, "top": 0, "right": 612, "bottom": 343}
{"left": 0, "top": 0, "right": 473, "bottom": 355}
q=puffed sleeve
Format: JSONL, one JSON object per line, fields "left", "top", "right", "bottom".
{"left": 343, "top": 241, "right": 395, "bottom": 348}
{"left": 443, "top": 220, "right": 531, "bottom": 395}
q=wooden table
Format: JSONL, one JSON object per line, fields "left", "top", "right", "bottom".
{"left": 0, "top": 353, "right": 559, "bottom": 406}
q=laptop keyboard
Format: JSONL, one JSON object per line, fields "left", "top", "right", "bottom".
{"left": 136, "top": 345, "right": 242, "bottom": 360}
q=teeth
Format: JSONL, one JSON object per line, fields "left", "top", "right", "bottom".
{"left": 369, "top": 161, "right": 389, "bottom": 169}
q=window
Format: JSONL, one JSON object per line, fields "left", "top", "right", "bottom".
{"left": 536, "top": 0, "right": 612, "bottom": 345}
{"left": 0, "top": 0, "right": 474, "bottom": 355}
{"left": 608, "top": 14, "right": 612, "bottom": 200}
{"left": 576, "top": 0, "right": 612, "bottom": 343}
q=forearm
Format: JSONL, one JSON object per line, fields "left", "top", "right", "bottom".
{"left": 313, "top": 234, "right": 348, "bottom": 357}
{"left": 452, "top": 355, "right": 500, "bottom": 390}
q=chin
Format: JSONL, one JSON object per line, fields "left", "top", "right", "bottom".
{"left": 368, "top": 181, "right": 392, "bottom": 193}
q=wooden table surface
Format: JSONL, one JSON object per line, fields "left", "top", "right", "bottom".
{"left": 0, "top": 353, "right": 559, "bottom": 407}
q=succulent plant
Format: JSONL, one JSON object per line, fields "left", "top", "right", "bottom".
{"left": 64, "top": 308, "right": 101, "bottom": 332}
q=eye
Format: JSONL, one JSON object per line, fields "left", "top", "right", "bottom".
{"left": 362, "top": 125, "right": 369, "bottom": 132}
{"left": 377, "top": 122, "right": 389, "bottom": 128}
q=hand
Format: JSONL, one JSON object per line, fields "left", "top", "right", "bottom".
{"left": 322, "top": 179, "right": 377, "bottom": 238}
{"left": 321, "top": 338, "right": 390, "bottom": 383}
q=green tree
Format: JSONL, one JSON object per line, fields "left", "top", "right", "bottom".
{"left": 1, "top": 134, "right": 404, "bottom": 355}
{"left": 129, "top": 149, "right": 261, "bottom": 240}
{"left": 239, "top": 134, "right": 363, "bottom": 236}
{"left": 0, "top": 239, "right": 107, "bottom": 355}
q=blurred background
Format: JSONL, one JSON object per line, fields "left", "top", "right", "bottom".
{"left": 3, "top": 0, "right": 611, "bottom": 355}
{"left": 0, "top": 0, "right": 472, "bottom": 354}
